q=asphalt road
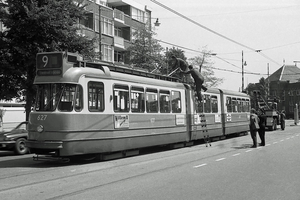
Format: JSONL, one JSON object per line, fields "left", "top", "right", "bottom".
{"left": 0, "top": 120, "right": 300, "bottom": 200}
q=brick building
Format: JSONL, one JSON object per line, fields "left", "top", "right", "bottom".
{"left": 267, "top": 64, "right": 300, "bottom": 119}
{"left": 79, "top": 0, "right": 153, "bottom": 65}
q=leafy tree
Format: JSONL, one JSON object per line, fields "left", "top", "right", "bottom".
{"left": 188, "top": 50, "right": 223, "bottom": 88}
{"left": 0, "top": 0, "right": 96, "bottom": 120}
{"left": 126, "top": 27, "right": 165, "bottom": 72}
{"left": 245, "top": 77, "right": 268, "bottom": 108}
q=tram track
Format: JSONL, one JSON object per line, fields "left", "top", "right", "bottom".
{"left": 2, "top": 126, "right": 297, "bottom": 199}
{"left": 0, "top": 134, "right": 252, "bottom": 198}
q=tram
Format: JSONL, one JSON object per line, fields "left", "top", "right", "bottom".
{"left": 26, "top": 51, "right": 250, "bottom": 160}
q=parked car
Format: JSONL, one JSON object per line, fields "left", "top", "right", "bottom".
{"left": 0, "top": 121, "right": 29, "bottom": 155}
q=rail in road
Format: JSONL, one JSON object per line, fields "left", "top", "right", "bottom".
{"left": 0, "top": 120, "right": 299, "bottom": 200}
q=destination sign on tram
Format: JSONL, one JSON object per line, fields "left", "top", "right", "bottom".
{"left": 36, "top": 53, "right": 63, "bottom": 69}
{"left": 36, "top": 53, "right": 63, "bottom": 76}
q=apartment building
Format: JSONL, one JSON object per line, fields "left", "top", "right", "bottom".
{"left": 80, "top": 0, "right": 153, "bottom": 65}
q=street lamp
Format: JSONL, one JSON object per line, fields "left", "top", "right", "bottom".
{"left": 154, "top": 18, "right": 160, "bottom": 26}
{"left": 242, "top": 51, "right": 247, "bottom": 92}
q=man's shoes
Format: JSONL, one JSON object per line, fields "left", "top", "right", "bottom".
{"left": 259, "top": 143, "right": 265, "bottom": 146}
{"left": 251, "top": 145, "right": 257, "bottom": 148}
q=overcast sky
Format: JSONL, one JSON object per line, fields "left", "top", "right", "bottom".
{"left": 138, "top": 0, "right": 300, "bottom": 91}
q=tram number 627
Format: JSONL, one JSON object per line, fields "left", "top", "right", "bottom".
{"left": 37, "top": 115, "right": 47, "bottom": 120}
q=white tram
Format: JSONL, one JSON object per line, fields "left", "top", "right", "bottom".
{"left": 26, "top": 52, "right": 250, "bottom": 160}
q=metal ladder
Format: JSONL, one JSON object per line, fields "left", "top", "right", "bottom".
{"left": 200, "top": 113, "right": 211, "bottom": 147}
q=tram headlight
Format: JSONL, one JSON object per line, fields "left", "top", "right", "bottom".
{"left": 37, "top": 125, "right": 44, "bottom": 133}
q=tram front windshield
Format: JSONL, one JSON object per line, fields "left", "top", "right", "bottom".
{"left": 35, "top": 83, "right": 83, "bottom": 112}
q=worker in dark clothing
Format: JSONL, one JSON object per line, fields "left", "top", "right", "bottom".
{"left": 170, "top": 55, "right": 192, "bottom": 83}
{"left": 257, "top": 108, "right": 266, "bottom": 146}
{"left": 182, "top": 65, "right": 207, "bottom": 101}
{"left": 280, "top": 110, "right": 286, "bottom": 130}
{"left": 249, "top": 108, "right": 260, "bottom": 148}
{"left": 171, "top": 55, "right": 189, "bottom": 72}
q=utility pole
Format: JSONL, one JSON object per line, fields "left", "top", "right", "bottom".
{"left": 242, "top": 51, "right": 244, "bottom": 92}
{"left": 267, "top": 63, "right": 269, "bottom": 97}
{"left": 242, "top": 51, "right": 246, "bottom": 92}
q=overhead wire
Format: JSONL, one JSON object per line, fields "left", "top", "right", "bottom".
{"left": 150, "top": 0, "right": 282, "bottom": 67}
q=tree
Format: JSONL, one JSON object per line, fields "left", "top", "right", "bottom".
{"left": 188, "top": 50, "right": 223, "bottom": 88}
{"left": 245, "top": 77, "right": 268, "bottom": 108}
{"left": 0, "top": 0, "right": 96, "bottom": 120}
{"left": 126, "top": 27, "right": 165, "bottom": 72}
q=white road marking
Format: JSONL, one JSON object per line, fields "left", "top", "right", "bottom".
{"left": 273, "top": 142, "right": 278, "bottom": 144}
{"left": 232, "top": 153, "right": 240, "bottom": 157}
{"left": 194, "top": 163, "right": 207, "bottom": 168}
{"left": 280, "top": 140, "right": 284, "bottom": 142}
{"left": 216, "top": 158, "right": 226, "bottom": 162}
{"left": 246, "top": 149, "right": 253, "bottom": 152}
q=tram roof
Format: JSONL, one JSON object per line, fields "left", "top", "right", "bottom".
{"left": 34, "top": 64, "right": 185, "bottom": 89}
{"left": 219, "top": 89, "right": 249, "bottom": 98}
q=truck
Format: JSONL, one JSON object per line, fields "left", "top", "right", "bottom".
{"left": 257, "top": 99, "right": 285, "bottom": 131}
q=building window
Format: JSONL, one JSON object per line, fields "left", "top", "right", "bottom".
{"left": 95, "top": 14, "right": 100, "bottom": 32}
{"left": 101, "top": 44, "right": 113, "bottom": 62}
{"left": 88, "top": 82, "right": 104, "bottom": 112}
{"left": 132, "top": 7, "right": 145, "bottom": 23}
{"left": 101, "top": 17, "right": 113, "bottom": 36}
{"left": 114, "top": 27, "right": 123, "bottom": 37}
{"left": 114, "top": 85, "right": 129, "bottom": 112}
{"left": 80, "top": 12, "right": 93, "bottom": 30}
{"left": 114, "top": 51, "right": 123, "bottom": 62}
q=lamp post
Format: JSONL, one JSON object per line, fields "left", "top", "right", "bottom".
{"left": 242, "top": 51, "right": 247, "bottom": 92}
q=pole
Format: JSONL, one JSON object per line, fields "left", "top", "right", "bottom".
{"left": 294, "top": 104, "right": 299, "bottom": 125}
{"left": 267, "top": 63, "right": 269, "bottom": 97}
{"left": 242, "top": 51, "right": 244, "bottom": 92}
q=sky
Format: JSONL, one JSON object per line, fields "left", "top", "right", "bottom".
{"left": 138, "top": 0, "right": 300, "bottom": 91}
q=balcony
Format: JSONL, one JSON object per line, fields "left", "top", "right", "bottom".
{"left": 114, "top": 9, "right": 129, "bottom": 28}
{"left": 114, "top": 36, "right": 125, "bottom": 49}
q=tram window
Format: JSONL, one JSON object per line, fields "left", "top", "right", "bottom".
{"left": 35, "top": 84, "right": 64, "bottom": 111}
{"left": 241, "top": 99, "right": 246, "bottom": 112}
{"left": 237, "top": 98, "right": 242, "bottom": 112}
{"left": 226, "top": 97, "right": 232, "bottom": 113}
{"left": 204, "top": 95, "right": 211, "bottom": 113}
{"left": 245, "top": 99, "right": 250, "bottom": 112}
{"left": 232, "top": 98, "right": 237, "bottom": 112}
{"left": 75, "top": 85, "right": 83, "bottom": 112}
{"left": 146, "top": 88, "right": 158, "bottom": 113}
{"left": 88, "top": 82, "right": 104, "bottom": 112}
{"left": 171, "top": 91, "right": 181, "bottom": 113}
{"left": 58, "top": 84, "right": 76, "bottom": 112}
{"left": 131, "top": 86, "right": 145, "bottom": 113}
{"left": 196, "top": 97, "right": 204, "bottom": 113}
{"left": 114, "top": 85, "right": 129, "bottom": 112}
{"left": 159, "top": 90, "right": 170, "bottom": 113}
{"left": 211, "top": 95, "right": 218, "bottom": 113}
